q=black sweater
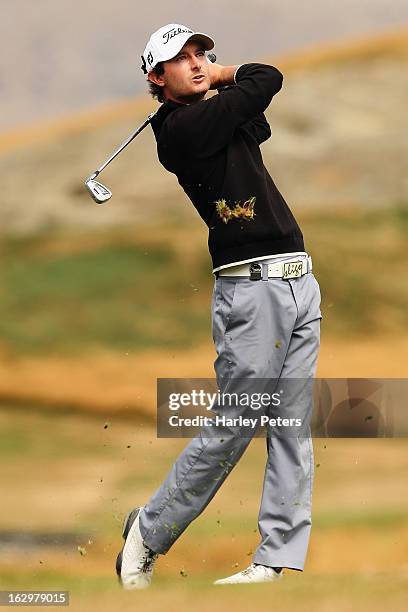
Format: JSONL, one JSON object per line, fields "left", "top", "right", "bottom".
{"left": 150, "top": 63, "right": 305, "bottom": 270}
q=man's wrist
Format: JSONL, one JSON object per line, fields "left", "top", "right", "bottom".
{"left": 218, "top": 65, "right": 240, "bottom": 88}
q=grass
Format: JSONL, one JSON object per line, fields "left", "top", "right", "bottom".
{"left": 301, "top": 203, "right": 408, "bottom": 335}
{"left": 0, "top": 568, "right": 111, "bottom": 593}
{"left": 0, "top": 406, "right": 407, "bottom": 611}
{"left": 0, "top": 405, "right": 117, "bottom": 460}
{"left": 0, "top": 203, "right": 407, "bottom": 357}
{"left": 0, "top": 232, "right": 211, "bottom": 356}
{"left": 1, "top": 563, "right": 408, "bottom": 612}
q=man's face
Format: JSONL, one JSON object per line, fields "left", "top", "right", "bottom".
{"left": 149, "top": 41, "right": 211, "bottom": 104}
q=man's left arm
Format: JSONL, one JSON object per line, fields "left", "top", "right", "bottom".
{"left": 169, "top": 63, "right": 283, "bottom": 158}
{"left": 238, "top": 111, "right": 272, "bottom": 145}
{"left": 214, "top": 68, "right": 271, "bottom": 146}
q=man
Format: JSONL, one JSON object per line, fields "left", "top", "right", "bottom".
{"left": 116, "top": 23, "right": 322, "bottom": 589}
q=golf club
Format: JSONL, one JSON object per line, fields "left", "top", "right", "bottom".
{"left": 84, "top": 52, "right": 217, "bottom": 205}
{"left": 85, "top": 112, "right": 157, "bottom": 204}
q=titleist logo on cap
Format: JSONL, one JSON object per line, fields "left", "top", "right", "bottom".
{"left": 141, "top": 23, "right": 214, "bottom": 73}
{"left": 162, "top": 26, "right": 193, "bottom": 44}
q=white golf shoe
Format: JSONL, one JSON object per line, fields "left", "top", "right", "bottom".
{"left": 115, "top": 507, "right": 159, "bottom": 590}
{"left": 214, "top": 563, "right": 283, "bottom": 585}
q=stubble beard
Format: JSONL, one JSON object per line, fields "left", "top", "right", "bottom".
{"left": 168, "top": 76, "right": 208, "bottom": 104}
{"left": 177, "top": 91, "right": 207, "bottom": 104}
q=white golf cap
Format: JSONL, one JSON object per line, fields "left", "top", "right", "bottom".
{"left": 141, "top": 23, "right": 215, "bottom": 74}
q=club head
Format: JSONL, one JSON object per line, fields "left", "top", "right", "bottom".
{"left": 85, "top": 178, "right": 112, "bottom": 204}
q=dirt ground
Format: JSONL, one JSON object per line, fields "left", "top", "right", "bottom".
{"left": 0, "top": 334, "right": 406, "bottom": 418}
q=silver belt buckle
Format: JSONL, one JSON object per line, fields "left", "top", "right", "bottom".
{"left": 282, "top": 260, "right": 304, "bottom": 279}
{"left": 249, "top": 262, "right": 262, "bottom": 281}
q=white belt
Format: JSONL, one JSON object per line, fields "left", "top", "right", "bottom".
{"left": 218, "top": 255, "right": 312, "bottom": 279}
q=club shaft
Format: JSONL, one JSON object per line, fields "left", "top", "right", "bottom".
{"left": 92, "top": 111, "right": 157, "bottom": 179}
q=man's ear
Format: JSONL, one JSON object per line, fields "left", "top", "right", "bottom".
{"left": 148, "top": 71, "right": 165, "bottom": 87}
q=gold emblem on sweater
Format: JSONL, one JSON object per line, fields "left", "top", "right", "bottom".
{"left": 214, "top": 196, "right": 256, "bottom": 224}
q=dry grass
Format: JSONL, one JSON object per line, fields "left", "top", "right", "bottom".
{"left": 0, "top": 334, "right": 407, "bottom": 417}
{"left": 0, "top": 409, "right": 407, "bottom": 611}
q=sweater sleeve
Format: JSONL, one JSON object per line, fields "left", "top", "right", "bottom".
{"left": 242, "top": 112, "right": 272, "bottom": 145}
{"left": 167, "top": 63, "right": 283, "bottom": 158}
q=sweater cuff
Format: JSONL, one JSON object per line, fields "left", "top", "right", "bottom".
{"left": 233, "top": 64, "right": 244, "bottom": 84}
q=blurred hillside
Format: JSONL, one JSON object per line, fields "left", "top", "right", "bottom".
{"left": 0, "top": 31, "right": 407, "bottom": 413}
{"left": 1, "top": 0, "right": 408, "bottom": 131}
{"left": 1, "top": 30, "right": 407, "bottom": 235}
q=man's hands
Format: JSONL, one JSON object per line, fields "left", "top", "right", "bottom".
{"left": 208, "top": 61, "right": 240, "bottom": 90}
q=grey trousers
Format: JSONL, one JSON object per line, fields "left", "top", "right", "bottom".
{"left": 139, "top": 253, "right": 322, "bottom": 570}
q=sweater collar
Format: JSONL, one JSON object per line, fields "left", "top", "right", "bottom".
{"left": 150, "top": 99, "right": 187, "bottom": 139}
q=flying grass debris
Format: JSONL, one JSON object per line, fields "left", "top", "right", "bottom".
{"left": 215, "top": 196, "right": 256, "bottom": 224}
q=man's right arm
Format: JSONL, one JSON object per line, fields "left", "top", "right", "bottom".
{"left": 207, "top": 62, "right": 241, "bottom": 89}
{"left": 168, "top": 63, "right": 283, "bottom": 158}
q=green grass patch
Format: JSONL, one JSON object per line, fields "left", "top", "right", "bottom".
{"left": 0, "top": 232, "right": 212, "bottom": 356}
{"left": 300, "top": 203, "right": 408, "bottom": 336}
{"left": 0, "top": 405, "right": 117, "bottom": 460}
{"left": 0, "top": 204, "right": 407, "bottom": 356}
{"left": 0, "top": 568, "right": 112, "bottom": 594}
{"left": 1, "top": 566, "right": 407, "bottom": 608}
{"left": 313, "top": 507, "right": 408, "bottom": 529}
